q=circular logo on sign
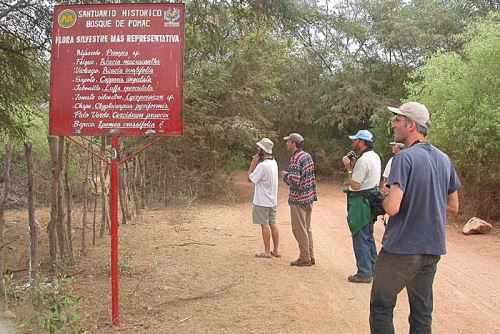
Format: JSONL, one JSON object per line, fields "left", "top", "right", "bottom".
{"left": 58, "top": 9, "right": 77, "bottom": 28}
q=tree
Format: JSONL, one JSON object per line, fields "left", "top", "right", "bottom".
{"left": 403, "top": 13, "right": 499, "bottom": 219}
{"left": 405, "top": 12, "right": 499, "bottom": 178}
{"left": 0, "top": 1, "right": 51, "bottom": 138}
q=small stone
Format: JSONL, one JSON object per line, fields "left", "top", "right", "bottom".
{"left": 463, "top": 217, "right": 493, "bottom": 235}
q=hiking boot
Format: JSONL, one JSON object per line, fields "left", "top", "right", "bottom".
{"left": 348, "top": 274, "right": 372, "bottom": 283}
{"left": 290, "top": 259, "right": 312, "bottom": 267}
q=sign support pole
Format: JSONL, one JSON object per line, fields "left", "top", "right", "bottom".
{"left": 65, "top": 135, "right": 167, "bottom": 328}
{"left": 110, "top": 135, "right": 120, "bottom": 326}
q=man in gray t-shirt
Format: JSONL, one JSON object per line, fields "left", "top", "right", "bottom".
{"left": 370, "top": 102, "right": 461, "bottom": 334}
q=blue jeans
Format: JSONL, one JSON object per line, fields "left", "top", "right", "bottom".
{"left": 370, "top": 249, "right": 441, "bottom": 334}
{"left": 352, "top": 223, "right": 377, "bottom": 277}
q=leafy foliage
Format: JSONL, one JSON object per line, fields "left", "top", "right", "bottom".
{"left": 6, "top": 273, "right": 82, "bottom": 333}
{"left": 0, "top": 2, "right": 51, "bottom": 139}
{"left": 405, "top": 12, "right": 500, "bottom": 181}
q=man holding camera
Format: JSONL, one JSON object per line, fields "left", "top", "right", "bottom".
{"left": 248, "top": 138, "right": 280, "bottom": 259}
{"left": 370, "top": 102, "right": 460, "bottom": 333}
{"left": 342, "top": 130, "right": 381, "bottom": 283}
{"left": 282, "top": 133, "right": 317, "bottom": 266}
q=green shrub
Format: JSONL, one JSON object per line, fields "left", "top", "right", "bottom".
{"left": 9, "top": 274, "right": 82, "bottom": 334}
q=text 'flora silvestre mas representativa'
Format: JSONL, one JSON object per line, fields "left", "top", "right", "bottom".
{"left": 49, "top": 4, "right": 185, "bottom": 137}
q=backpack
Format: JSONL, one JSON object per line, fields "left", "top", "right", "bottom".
{"left": 359, "top": 189, "right": 386, "bottom": 216}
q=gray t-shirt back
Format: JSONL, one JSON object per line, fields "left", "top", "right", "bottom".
{"left": 382, "top": 143, "right": 461, "bottom": 255}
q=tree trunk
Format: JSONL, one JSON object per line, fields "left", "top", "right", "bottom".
{"left": 81, "top": 152, "right": 90, "bottom": 256}
{"left": 132, "top": 157, "right": 142, "bottom": 223}
{"left": 47, "top": 136, "right": 59, "bottom": 267}
{"left": 56, "top": 136, "right": 67, "bottom": 260}
{"left": 99, "top": 137, "right": 108, "bottom": 238}
{"left": 90, "top": 149, "right": 97, "bottom": 246}
{"left": 0, "top": 137, "right": 12, "bottom": 312}
{"left": 124, "top": 161, "right": 133, "bottom": 221}
{"left": 64, "top": 140, "right": 74, "bottom": 265}
{"left": 119, "top": 171, "right": 127, "bottom": 224}
{"left": 104, "top": 163, "right": 111, "bottom": 234}
{"left": 163, "top": 168, "right": 169, "bottom": 207}
{"left": 119, "top": 148, "right": 131, "bottom": 225}
{"left": 141, "top": 152, "right": 147, "bottom": 208}
{"left": 24, "top": 141, "right": 38, "bottom": 284}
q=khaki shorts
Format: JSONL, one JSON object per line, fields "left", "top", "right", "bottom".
{"left": 252, "top": 205, "right": 277, "bottom": 225}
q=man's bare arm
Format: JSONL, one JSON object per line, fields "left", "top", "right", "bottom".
{"left": 247, "top": 155, "right": 260, "bottom": 182}
{"left": 350, "top": 179, "right": 361, "bottom": 191}
{"left": 446, "top": 191, "right": 459, "bottom": 215}
{"left": 383, "top": 183, "right": 404, "bottom": 216}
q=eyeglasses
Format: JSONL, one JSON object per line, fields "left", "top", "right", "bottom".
{"left": 393, "top": 115, "right": 414, "bottom": 125}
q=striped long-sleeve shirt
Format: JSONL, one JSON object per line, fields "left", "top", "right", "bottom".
{"left": 284, "top": 149, "right": 317, "bottom": 205}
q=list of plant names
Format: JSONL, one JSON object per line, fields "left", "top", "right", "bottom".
{"left": 50, "top": 4, "right": 184, "bottom": 136}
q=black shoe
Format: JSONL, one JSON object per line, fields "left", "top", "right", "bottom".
{"left": 348, "top": 274, "right": 372, "bottom": 283}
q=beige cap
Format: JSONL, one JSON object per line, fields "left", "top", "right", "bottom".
{"left": 256, "top": 138, "right": 274, "bottom": 154}
{"left": 388, "top": 102, "right": 431, "bottom": 129}
{"left": 283, "top": 133, "right": 304, "bottom": 144}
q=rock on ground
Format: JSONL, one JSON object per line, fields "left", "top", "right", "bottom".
{"left": 463, "top": 217, "right": 493, "bottom": 235}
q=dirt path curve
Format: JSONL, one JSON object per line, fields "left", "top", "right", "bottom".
{"left": 74, "top": 172, "right": 500, "bottom": 333}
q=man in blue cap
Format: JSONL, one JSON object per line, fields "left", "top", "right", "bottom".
{"left": 342, "top": 130, "right": 381, "bottom": 283}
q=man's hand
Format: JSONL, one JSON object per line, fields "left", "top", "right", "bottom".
{"left": 247, "top": 154, "right": 261, "bottom": 178}
{"left": 342, "top": 156, "right": 354, "bottom": 171}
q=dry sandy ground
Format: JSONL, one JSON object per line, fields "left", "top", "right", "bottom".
{"left": 4, "top": 171, "right": 500, "bottom": 333}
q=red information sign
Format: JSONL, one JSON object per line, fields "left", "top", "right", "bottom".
{"left": 50, "top": 3, "right": 184, "bottom": 136}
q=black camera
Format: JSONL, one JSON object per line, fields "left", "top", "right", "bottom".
{"left": 347, "top": 151, "right": 357, "bottom": 161}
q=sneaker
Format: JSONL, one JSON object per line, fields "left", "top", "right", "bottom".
{"left": 290, "top": 259, "right": 312, "bottom": 267}
{"left": 348, "top": 274, "right": 372, "bottom": 283}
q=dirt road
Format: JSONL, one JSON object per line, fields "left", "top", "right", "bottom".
{"left": 9, "top": 172, "right": 498, "bottom": 333}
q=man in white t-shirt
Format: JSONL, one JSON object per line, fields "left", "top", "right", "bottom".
{"left": 248, "top": 138, "right": 280, "bottom": 259}
{"left": 380, "top": 142, "right": 404, "bottom": 195}
{"left": 342, "top": 130, "right": 381, "bottom": 283}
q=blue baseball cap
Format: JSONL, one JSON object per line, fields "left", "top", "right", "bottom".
{"left": 348, "top": 130, "right": 373, "bottom": 142}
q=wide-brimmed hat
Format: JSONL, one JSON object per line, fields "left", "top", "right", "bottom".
{"left": 348, "top": 130, "right": 373, "bottom": 142}
{"left": 388, "top": 102, "right": 431, "bottom": 129}
{"left": 283, "top": 133, "right": 304, "bottom": 144}
{"left": 256, "top": 138, "right": 274, "bottom": 154}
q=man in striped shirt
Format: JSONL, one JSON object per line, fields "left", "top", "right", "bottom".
{"left": 282, "top": 133, "right": 318, "bottom": 267}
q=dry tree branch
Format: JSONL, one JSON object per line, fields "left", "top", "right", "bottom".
{"left": 152, "top": 278, "right": 241, "bottom": 309}
{"left": 165, "top": 241, "right": 216, "bottom": 247}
